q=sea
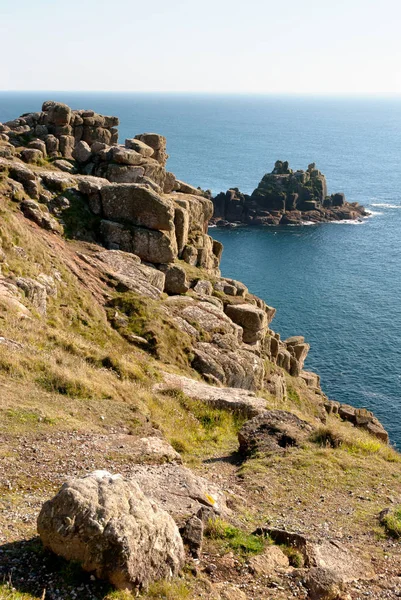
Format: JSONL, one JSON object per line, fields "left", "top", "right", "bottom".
{"left": 1, "top": 92, "right": 401, "bottom": 445}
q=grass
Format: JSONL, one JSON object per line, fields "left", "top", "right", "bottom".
{"left": 310, "top": 422, "right": 400, "bottom": 461}
{"left": 1, "top": 187, "right": 401, "bottom": 597}
{"left": 205, "top": 517, "right": 265, "bottom": 556}
{"left": 280, "top": 545, "right": 304, "bottom": 568}
{"left": 380, "top": 506, "right": 401, "bottom": 538}
{"left": 106, "top": 293, "right": 194, "bottom": 369}
{"left": 149, "top": 387, "right": 244, "bottom": 460}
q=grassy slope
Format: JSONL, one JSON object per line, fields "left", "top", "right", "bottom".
{"left": 0, "top": 194, "right": 401, "bottom": 599}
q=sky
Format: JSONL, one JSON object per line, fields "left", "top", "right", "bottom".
{"left": 1, "top": 0, "right": 401, "bottom": 95}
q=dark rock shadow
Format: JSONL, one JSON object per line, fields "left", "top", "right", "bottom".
{"left": 0, "top": 537, "right": 111, "bottom": 599}
{"left": 203, "top": 450, "right": 243, "bottom": 466}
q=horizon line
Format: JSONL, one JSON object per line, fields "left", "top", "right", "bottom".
{"left": 1, "top": 90, "right": 401, "bottom": 98}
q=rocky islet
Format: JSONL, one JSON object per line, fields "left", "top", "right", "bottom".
{"left": 212, "top": 160, "right": 368, "bottom": 226}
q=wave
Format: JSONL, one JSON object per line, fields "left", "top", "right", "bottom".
{"left": 365, "top": 210, "right": 383, "bottom": 216}
{"left": 326, "top": 219, "right": 366, "bottom": 225}
{"left": 370, "top": 203, "right": 401, "bottom": 209}
{"left": 286, "top": 221, "right": 317, "bottom": 226}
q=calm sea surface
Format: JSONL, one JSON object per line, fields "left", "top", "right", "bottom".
{"left": 1, "top": 93, "right": 401, "bottom": 444}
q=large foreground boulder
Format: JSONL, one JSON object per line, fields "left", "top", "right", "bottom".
{"left": 37, "top": 471, "right": 185, "bottom": 590}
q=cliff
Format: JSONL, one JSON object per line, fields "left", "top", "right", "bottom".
{"left": 0, "top": 102, "right": 400, "bottom": 600}
{"left": 212, "top": 160, "right": 368, "bottom": 226}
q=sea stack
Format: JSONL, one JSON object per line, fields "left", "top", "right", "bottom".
{"left": 212, "top": 160, "right": 368, "bottom": 226}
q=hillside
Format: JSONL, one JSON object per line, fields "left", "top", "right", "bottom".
{"left": 0, "top": 102, "right": 400, "bottom": 600}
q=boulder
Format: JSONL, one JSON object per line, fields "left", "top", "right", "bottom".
{"left": 0, "top": 144, "right": 14, "bottom": 159}
{"left": 100, "top": 184, "right": 175, "bottom": 231}
{"left": 159, "top": 264, "right": 189, "bottom": 294}
{"left": 15, "top": 277, "right": 47, "bottom": 315}
{"left": 175, "top": 179, "right": 203, "bottom": 196}
{"left": 155, "top": 372, "right": 267, "bottom": 417}
{"left": 20, "top": 200, "right": 62, "bottom": 234}
{"left": 106, "top": 164, "right": 145, "bottom": 184}
{"left": 53, "top": 159, "right": 78, "bottom": 174}
{"left": 45, "top": 101, "right": 72, "bottom": 126}
{"left": 193, "top": 279, "right": 213, "bottom": 295}
{"left": 128, "top": 463, "right": 228, "bottom": 525}
{"left": 310, "top": 539, "right": 375, "bottom": 583}
{"left": 109, "top": 146, "right": 143, "bottom": 166}
{"left": 59, "top": 134, "right": 75, "bottom": 159}
{"left": 73, "top": 140, "right": 92, "bottom": 163}
{"left": 248, "top": 545, "right": 289, "bottom": 575}
{"left": 238, "top": 410, "right": 314, "bottom": 455}
{"left": 304, "top": 567, "right": 345, "bottom": 600}
{"left": 7, "top": 164, "right": 37, "bottom": 198}
{"left": 0, "top": 279, "right": 31, "bottom": 317}
{"left": 179, "top": 300, "right": 242, "bottom": 339}
{"left": 180, "top": 515, "right": 204, "bottom": 557}
{"left": 192, "top": 342, "right": 265, "bottom": 390}
{"left": 125, "top": 138, "right": 154, "bottom": 157}
{"left": 225, "top": 303, "right": 268, "bottom": 343}
{"left": 134, "top": 133, "right": 167, "bottom": 166}
{"left": 182, "top": 244, "right": 198, "bottom": 265}
{"left": 45, "top": 134, "right": 60, "bottom": 156}
{"left": 137, "top": 437, "right": 182, "bottom": 464}
{"left": 211, "top": 583, "right": 248, "bottom": 600}
{"left": 37, "top": 471, "right": 185, "bottom": 590}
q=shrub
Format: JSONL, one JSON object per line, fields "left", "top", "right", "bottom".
{"left": 310, "top": 427, "right": 344, "bottom": 448}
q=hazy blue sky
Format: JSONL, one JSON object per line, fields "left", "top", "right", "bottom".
{"left": 1, "top": 0, "right": 400, "bottom": 94}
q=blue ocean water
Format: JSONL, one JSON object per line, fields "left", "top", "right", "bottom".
{"left": 1, "top": 92, "right": 401, "bottom": 444}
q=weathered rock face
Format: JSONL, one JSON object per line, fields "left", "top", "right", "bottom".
{"left": 225, "top": 303, "right": 269, "bottom": 343}
{"left": 1, "top": 102, "right": 221, "bottom": 276}
{"left": 324, "top": 401, "right": 389, "bottom": 442}
{"left": 100, "top": 184, "right": 175, "bottom": 231}
{"left": 156, "top": 372, "right": 268, "bottom": 418}
{"left": 77, "top": 249, "right": 165, "bottom": 300}
{"left": 212, "top": 161, "right": 367, "bottom": 226}
{"left": 37, "top": 471, "right": 185, "bottom": 590}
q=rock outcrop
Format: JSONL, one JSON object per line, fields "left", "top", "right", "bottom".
{"left": 212, "top": 161, "right": 367, "bottom": 226}
{"left": 0, "top": 101, "right": 220, "bottom": 275}
{"left": 0, "top": 101, "right": 387, "bottom": 442}
{"left": 37, "top": 471, "right": 185, "bottom": 590}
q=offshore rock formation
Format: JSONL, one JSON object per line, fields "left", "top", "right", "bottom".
{"left": 212, "top": 160, "right": 368, "bottom": 226}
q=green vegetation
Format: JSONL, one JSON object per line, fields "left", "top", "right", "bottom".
{"left": 60, "top": 191, "right": 101, "bottom": 240}
{"left": 380, "top": 506, "right": 401, "bottom": 538}
{"left": 205, "top": 517, "right": 265, "bottom": 556}
{"left": 280, "top": 545, "right": 304, "bottom": 568}
{"left": 151, "top": 388, "right": 244, "bottom": 460}
{"left": 106, "top": 293, "right": 194, "bottom": 369}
